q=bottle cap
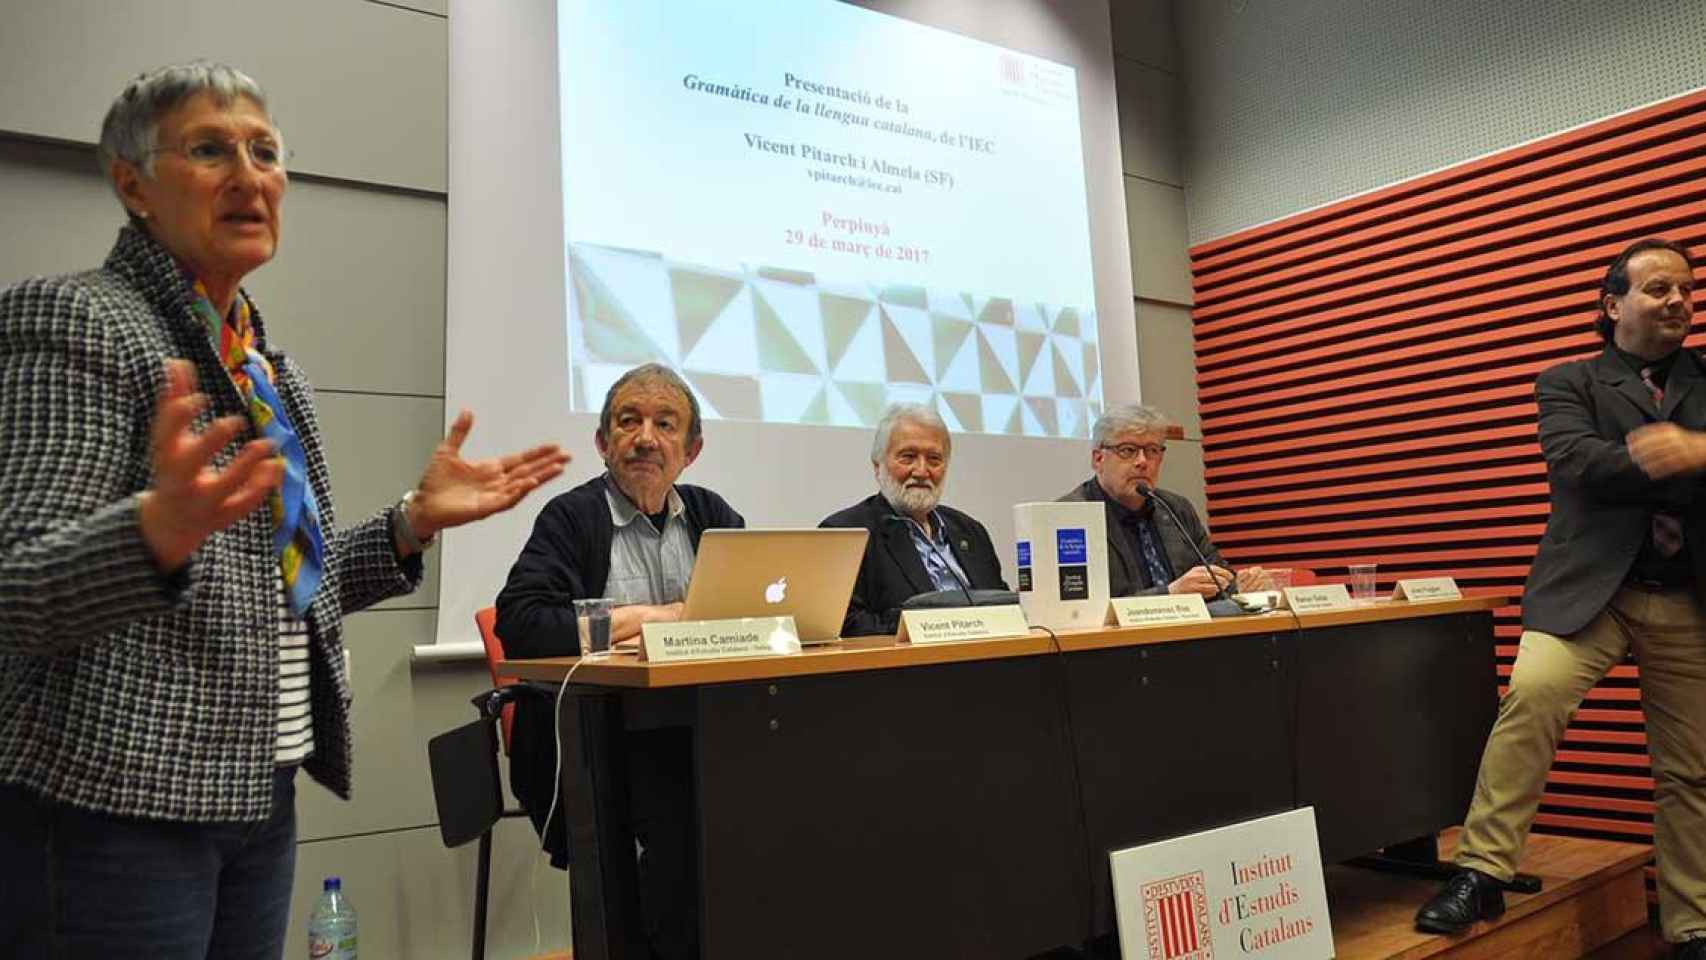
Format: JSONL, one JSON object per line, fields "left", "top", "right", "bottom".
{"left": 324, "top": 876, "right": 342, "bottom": 891}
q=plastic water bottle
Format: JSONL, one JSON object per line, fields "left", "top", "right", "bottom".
{"left": 307, "top": 876, "right": 358, "bottom": 959}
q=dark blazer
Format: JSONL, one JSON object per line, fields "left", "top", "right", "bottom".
{"left": 1522, "top": 347, "right": 1706, "bottom": 636}
{"left": 819, "top": 494, "right": 1009, "bottom": 636}
{"left": 1059, "top": 479, "right": 1223, "bottom": 597}
{"left": 494, "top": 473, "right": 745, "bottom": 658}
{"left": 0, "top": 227, "right": 421, "bottom": 822}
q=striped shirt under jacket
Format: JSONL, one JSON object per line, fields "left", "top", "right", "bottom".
{"left": 0, "top": 226, "right": 421, "bottom": 822}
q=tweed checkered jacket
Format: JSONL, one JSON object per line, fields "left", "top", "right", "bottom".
{"left": 0, "top": 226, "right": 421, "bottom": 822}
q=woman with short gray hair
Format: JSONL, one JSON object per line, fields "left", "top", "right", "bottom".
{"left": 0, "top": 62, "right": 569, "bottom": 956}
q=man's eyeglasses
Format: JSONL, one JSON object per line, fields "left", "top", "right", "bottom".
{"left": 151, "top": 136, "right": 292, "bottom": 173}
{"left": 1100, "top": 442, "right": 1166, "bottom": 461}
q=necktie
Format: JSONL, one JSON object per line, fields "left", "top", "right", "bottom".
{"left": 1640, "top": 366, "right": 1685, "bottom": 558}
{"left": 190, "top": 280, "right": 326, "bottom": 615}
{"left": 1640, "top": 365, "right": 1666, "bottom": 411}
{"left": 1124, "top": 511, "right": 1174, "bottom": 589}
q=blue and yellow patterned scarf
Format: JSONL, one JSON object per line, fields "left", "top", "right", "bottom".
{"left": 189, "top": 279, "right": 325, "bottom": 616}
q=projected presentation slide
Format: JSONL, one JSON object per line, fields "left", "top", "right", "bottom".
{"left": 559, "top": 0, "right": 1102, "bottom": 437}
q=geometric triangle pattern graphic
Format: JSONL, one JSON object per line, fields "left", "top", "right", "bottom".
{"left": 880, "top": 306, "right": 932, "bottom": 385}
{"left": 567, "top": 241, "right": 1103, "bottom": 438}
{"left": 932, "top": 315, "right": 975, "bottom": 380}
{"left": 821, "top": 291, "right": 874, "bottom": 372}
{"left": 754, "top": 286, "right": 821, "bottom": 375}
{"left": 670, "top": 267, "right": 744, "bottom": 357}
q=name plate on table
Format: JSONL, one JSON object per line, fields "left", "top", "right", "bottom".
{"left": 1110, "top": 807, "right": 1335, "bottom": 960}
{"left": 1107, "top": 594, "right": 1211, "bottom": 627}
{"left": 1283, "top": 584, "right": 1353, "bottom": 613}
{"left": 639, "top": 616, "right": 800, "bottom": 662}
{"left": 897, "top": 605, "right": 1029, "bottom": 645}
{"left": 1392, "top": 577, "right": 1462, "bottom": 602}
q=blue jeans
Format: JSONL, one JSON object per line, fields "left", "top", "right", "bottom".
{"left": 0, "top": 766, "right": 297, "bottom": 960}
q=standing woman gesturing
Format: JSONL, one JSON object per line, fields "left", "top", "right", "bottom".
{"left": 0, "top": 61, "right": 567, "bottom": 958}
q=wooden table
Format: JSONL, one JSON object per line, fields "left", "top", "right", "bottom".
{"left": 503, "top": 595, "right": 1505, "bottom": 960}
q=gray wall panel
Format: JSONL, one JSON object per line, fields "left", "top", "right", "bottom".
{"left": 296, "top": 609, "right": 460, "bottom": 841}
{"left": 0, "top": 0, "right": 447, "bottom": 192}
{"left": 1178, "top": 0, "right": 1706, "bottom": 243}
{"left": 1135, "top": 300, "right": 1198, "bottom": 440}
{"left": 370, "top": 0, "right": 448, "bottom": 16}
{"left": 1123, "top": 176, "right": 1193, "bottom": 306}
{"left": 1110, "top": 0, "right": 1177, "bottom": 73}
{"left": 244, "top": 182, "right": 447, "bottom": 397}
{"left": 1110, "top": 0, "right": 1199, "bottom": 500}
{"left": 0, "top": 138, "right": 128, "bottom": 285}
{"left": 1116, "top": 57, "right": 1182, "bottom": 186}
{"left": 312, "top": 392, "right": 445, "bottom": 611}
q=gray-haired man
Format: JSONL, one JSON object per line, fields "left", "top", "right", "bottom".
{"left": 1061, "top": 404, "right": 1269, "bottom": 597}
{"left": 820, "top": 403, "right": 1009, "bottom": 635}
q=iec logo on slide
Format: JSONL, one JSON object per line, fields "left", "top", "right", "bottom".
{"left": 997, "top": 52, "right": 1027, "bottom": 87}
{"left": 1141, "top": 871, "right": 1213, "bottom": 960}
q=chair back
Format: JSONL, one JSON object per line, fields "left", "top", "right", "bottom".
{"left": 475, "top": 607, "right": 517, "bottom": 752}
{"left": 427, "top": 718, "right": 504, "bottom": 848}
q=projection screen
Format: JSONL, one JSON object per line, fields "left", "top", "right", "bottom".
{"left": 436, "top": 0, "right": 1135, "bottom": 651}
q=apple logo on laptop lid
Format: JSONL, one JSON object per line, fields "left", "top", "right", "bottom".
{"left": 764, "top": 576, "right": 788, "bottom": 604}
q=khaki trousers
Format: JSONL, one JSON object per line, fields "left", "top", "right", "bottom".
{"left": 1455, "top": 586, "right": 1706, "bottom": 941}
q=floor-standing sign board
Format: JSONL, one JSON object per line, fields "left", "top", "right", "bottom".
{"left": 1110, "top": 808, "right": 1335, "bottom": 960}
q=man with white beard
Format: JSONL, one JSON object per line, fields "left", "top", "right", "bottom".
{"left": 819, "top": 403, "right": 1009, "bottom": 636}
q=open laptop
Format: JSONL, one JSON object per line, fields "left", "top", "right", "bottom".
{"left": 680, "top": 528, "right": 869, "bottom": 644}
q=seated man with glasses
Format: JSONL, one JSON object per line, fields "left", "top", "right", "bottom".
{"left": 1060, "top": 404, "right": 1270, "bottom": 597}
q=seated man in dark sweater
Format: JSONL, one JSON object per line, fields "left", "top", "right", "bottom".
{"left": 495, "top": 362, "right": 743, "bottom": 656}
{"left": 495, "top": 363, "right": 742, "bottom": 960}
{"left": 820, "top": 403, "right": 1008, "bottom": 636}
{"left": 1060, "top": 403, "right": 1269, "bottom": 597}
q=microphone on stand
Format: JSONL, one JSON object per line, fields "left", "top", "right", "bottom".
{"left": 1136, "top": 481, "right": 1235, "bottom": 602}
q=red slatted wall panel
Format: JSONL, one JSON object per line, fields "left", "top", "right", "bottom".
{"left": 1188, "top": 88, "right": 1706, "bottom": 894}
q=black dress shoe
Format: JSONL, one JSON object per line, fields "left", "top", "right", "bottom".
{"left": 1414, "top": 868, "right": 1506, "bottom": 934}
{"left": 1675, "top": 938, "right": 1706, "bottom": 959}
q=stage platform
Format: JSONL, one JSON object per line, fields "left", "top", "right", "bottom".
{"left": 1329, "top": 829, "right": 1652, "bottom": 959}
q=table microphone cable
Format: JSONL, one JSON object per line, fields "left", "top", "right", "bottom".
{"left": 543, "top": 649, "right": 607, "bottom": 859}
{"left": 510, "top": 650, "right": 606, "bottom": 957}
{"left": 1031, "top": 622, "right": 1098, "bottom": 947}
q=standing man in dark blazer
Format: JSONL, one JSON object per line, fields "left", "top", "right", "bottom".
{"left": 1061, "top": 404, "right": 1269, "bottom": 597}
{"left": 1415, "top": 238, "right": 1706, "bottom": 957}
{"left": 820, "top": 403, "right": 1008, "bottom": 636}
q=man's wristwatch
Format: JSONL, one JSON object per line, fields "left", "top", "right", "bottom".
{"left": 393, "top": 490, "right": 437, "bottom": 552}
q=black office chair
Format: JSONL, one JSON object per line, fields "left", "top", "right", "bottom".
{"left": 428, "top": 686, "right": 533, "bottom": 960}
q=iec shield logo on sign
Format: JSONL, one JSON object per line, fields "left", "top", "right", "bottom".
{"left": 1111, "top": 808, "right": 1334, "bottom": 960}
{"left": 1141, "top": 871, "right": 1213, "bottom": 960}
